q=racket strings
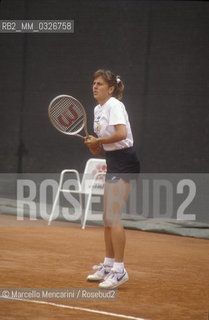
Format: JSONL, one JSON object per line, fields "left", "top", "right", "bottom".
{"left": 50, "top": 97, "right": 84, "bottom": 133}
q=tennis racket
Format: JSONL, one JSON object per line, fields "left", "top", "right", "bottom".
{"left": 48, "top": 95, "right": 89, "bottom": 139}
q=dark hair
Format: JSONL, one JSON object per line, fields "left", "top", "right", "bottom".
{"left": 93, "top": 69, "right": 124, "bottom": 100}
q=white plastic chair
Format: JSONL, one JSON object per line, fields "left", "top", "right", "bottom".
{"left": 48, "top": 158, "right": 106, "bottom": 229}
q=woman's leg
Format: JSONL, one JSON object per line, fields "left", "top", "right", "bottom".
{"left": 104, "top": 179, "right": 130, "bottom": 262}
{"left": 103, "top": 184, "right": 114, "bottom": 258}
{"left": 99, "top": 179, "right": 131, "bottom": 288}
{"left": 104, "top": 227, "right": 114, "bottom": 258}
{"left": 110, "top": 223, "right": 126, "bottom": 262}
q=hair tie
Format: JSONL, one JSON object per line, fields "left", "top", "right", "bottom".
{"left": 116, "top": 77, "right": 121, "bottom": 84}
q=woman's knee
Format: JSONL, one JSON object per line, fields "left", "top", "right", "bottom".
{"left": 103, "top": 211, "right": 122, "bottom": 227}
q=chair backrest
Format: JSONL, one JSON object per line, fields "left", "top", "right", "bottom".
{"left": 81, "top": 158, "right": 107, "bottom": 195}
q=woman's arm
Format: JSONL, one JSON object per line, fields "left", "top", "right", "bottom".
{"left": 98, "top": 124, "right": 127, "bottom": 145}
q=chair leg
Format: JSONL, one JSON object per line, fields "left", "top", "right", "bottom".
{"left": 79, "top": 192, "right": 84, "bottom": 227}
{"left": 48, "top": 188, "right": 60, "bottom": 226}
{"left": 82, "top": 194, "right": 91, "bottom": 230}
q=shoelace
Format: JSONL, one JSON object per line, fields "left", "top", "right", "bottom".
{"left": 92, "top": 263, "right": 104, "bottom": 271}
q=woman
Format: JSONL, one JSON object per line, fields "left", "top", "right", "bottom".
{"left": 85, "top": 69, "right": 140, "bottom": 289}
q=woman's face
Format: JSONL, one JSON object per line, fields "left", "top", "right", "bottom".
{"left": 93, "top": 76, "right": 114, "bottom": 105}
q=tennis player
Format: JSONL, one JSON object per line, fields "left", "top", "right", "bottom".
{"left": 85, "top": 69, "right": 140, "bottom": 289}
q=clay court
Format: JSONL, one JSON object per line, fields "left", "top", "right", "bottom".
{"left": 0, "top": 214, "right": 208, "bottom": 320}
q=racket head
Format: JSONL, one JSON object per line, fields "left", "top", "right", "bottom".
{"left": 48, "top": 94, "right": 88, "bottom": 137}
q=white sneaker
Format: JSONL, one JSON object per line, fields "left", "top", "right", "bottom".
{"left": 87, "top": 263, "right": 112, "bottom": 281}
{"left": 99, "top": 268, "right": 129, "bottom": 289}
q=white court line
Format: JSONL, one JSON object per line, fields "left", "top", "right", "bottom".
{"left": 0, "top": 296, "right": 149, "bottom": 320}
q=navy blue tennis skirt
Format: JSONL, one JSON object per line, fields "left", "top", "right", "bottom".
{"left": 105, "top": 147, "right": 140, "bottom": 183}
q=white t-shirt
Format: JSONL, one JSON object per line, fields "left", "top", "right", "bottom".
{"left": 93, "top": 97, "right": 134, "bottom": 151}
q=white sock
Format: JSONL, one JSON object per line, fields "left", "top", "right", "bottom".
{"left": 113, "top": 262, "right": 124, "bottom": 273}
{"left": 104, "top": 257, "right": 114, "bottom": 267}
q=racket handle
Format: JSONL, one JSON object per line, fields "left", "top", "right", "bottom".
{"left": 75, "top": 134, "right": 85, "bottom": 139}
